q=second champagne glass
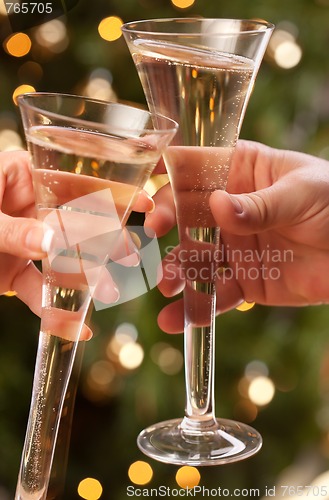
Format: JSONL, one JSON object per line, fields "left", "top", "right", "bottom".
{"left": 122, "top": 18, "right": 274, "bottom": 465}
{"left": 15, "top": 93, "right": 177, "bottom": 499}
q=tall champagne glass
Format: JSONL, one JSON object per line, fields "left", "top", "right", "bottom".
{"left": 15, "top": 93, "right": 177, "bottom": 499}
{"left": 122, "top": 18, "right": 274, "bottom": 465}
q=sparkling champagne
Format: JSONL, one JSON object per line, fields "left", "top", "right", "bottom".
{"left": 17, "top": 125, "right": 159, "bottom": 499}
{"left": 132, "top": 41, "right": 254, "bottom": 228}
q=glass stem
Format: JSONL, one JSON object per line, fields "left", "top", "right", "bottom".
{"left": 181, "top": 284, "right": 217, "bottom": 433}
{"left": 180, "top": 226, "right": 219, "bottom": 434}
{"left": 47, "top": 342, "right": 85, "bottom": 499}
{"left": 15, "top": 334, "right": 79, "bottom": 500}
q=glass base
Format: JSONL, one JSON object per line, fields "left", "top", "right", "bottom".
{"left": 137, "top": 418, "right": 262, "bottom": 466}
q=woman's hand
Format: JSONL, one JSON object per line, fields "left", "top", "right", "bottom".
{"left": 0, "top": 151, "right": 155, "bottom": 340}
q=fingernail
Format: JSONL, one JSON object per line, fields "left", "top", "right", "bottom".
{"left": 26, "top": 225, "right": 54, "bottom": 254}
{"left": 83, "top": 326, "right": 93, "bottom": 341}
{"left": 147, "top": 198, "right": 155, "bottom": 214}
{"left": 228, "top": 194, "right": 244, "bottom": 214}
{"left": 41, "top": 227, "right": 55, "bottom": 252}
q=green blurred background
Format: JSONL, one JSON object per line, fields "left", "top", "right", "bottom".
{"left": 1, "top": 0, "right": 329, "bottom": 498}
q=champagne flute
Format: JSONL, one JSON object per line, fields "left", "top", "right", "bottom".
{"left": 122, "top": 18, "right": 274, "bottom": 465}
{"left": 15, "top": 93, "right": 177, "bottom": 499}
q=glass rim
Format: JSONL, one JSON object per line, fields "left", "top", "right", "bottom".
{"left": 17, "top": 92, "right": 179, "bottom": 135}
{"left": 121, "top": 17, "right": 275, "bottom": 37}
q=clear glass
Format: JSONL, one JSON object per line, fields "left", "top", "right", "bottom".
{"left": 15, "top": 93, "right": 177, "bottom": 499}
{"left": 122, "top": 18, "right": 274, "bottom": 465}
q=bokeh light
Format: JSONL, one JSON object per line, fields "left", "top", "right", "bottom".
{"left": 267, "top": 24, "right": 302, "bottom": 69}
{"left": 175, "top": 466, "right": 201, "bottom": 489}
{"left": 236, "top": 301, "right": 255, "bottom": 312}
{"left": 0, "top": 129, "right": 24, "bottom": 151}
{"left": 4, "top": 33, "right": 31, "bottom": 57}
{"left": 89, "top": 360, "right": 115, "bottom": 386}
{"left": 12, "top": 85, "right": 36, "bottom": 105}
{"left": 245, "top": 360, "right": 269, "bottom": 379}
{"left": 84, "top": 68, "right": 116, "bottom": 102}
{"left": 128, "top": 461, "right": 153, "bottom": 485}
{"left": 274, "top": 40, "right": 302, "bottom": 69}
{"left": 77, "top": 477, "right": 103, "bottom": 500}
{"left": 35, "top": 19, "right": 69, "bottom": 53}
{"left": 0, "top": 1, "right": 7, "bottom": 14}
{"left": 98, "top": 16, "right": 123, "bottom": 41}
{"left": 234, "top": 399, "right": 258, "bottom": 423}
{"left": 118, "top": 342, "right": 144, "bottom": 370}
{"left": 151, "top": 342, "right": 183, "bottom": 375}
{"left": 106, "top": 322, "right": 139, "bottom": 359}
{"left": 171, "top": 0, "right": 195, "bottom": 8}
{"left": 248, "top": 375, "right": 275, "bottom": 406}
{"left": 18, "top": 61, "right": 43, "bottom": 84}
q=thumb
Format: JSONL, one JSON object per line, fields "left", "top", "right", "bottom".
{"left": 209, "top": 183, "right": 304, "bottom": 235}
{"left": 0, "top": 214, "right": 54, "bottom": 259}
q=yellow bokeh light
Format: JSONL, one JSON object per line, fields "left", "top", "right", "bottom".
{"left": 236, "top": 301, "right": 255, "bottom": 312}
{"left": 98, "top": 16, "right": 123, "bottom": 42}
{"left": 77, "top": 477, "right": 103, "bottom": 500}
{"left": 248, "top": 375, "right": 275, "bottom": 406}
{"left": 4, "top": 33, "right": 31, "bottom": 57}
{"left": 128, "top": 461, "right": 153, "bottom": 485}
{"left": 171, "top": 0, "right": 195, "bottom": 8}
{"left": 3, "top": 291, "right": 17, "bottom": 297}
{"left": 12, "top": 85, "right": 36, "bottom": 105}
{"left": 176, "top": 466, "right": 201, "bottom": 489}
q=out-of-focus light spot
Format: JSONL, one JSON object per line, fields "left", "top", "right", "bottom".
{"left": 77, "top": 477, "right": 103, "bottom": 500}
{"left": 128, "top": 461, "right": 153, "bottom": 485}
{"left": 175, "top": 466, "right": 201, "bottom": 489}
{"left": 98, "top": 16, "right": 123, "bottom": 41}
{"left": 234, "top": 399, "right": 258, "bottom": 423}
{"left": 89, "top": 360, "right": 115, "bottom": 386}
{"left": 267, "top": 26, "right": 302, "bottom": 69}
{"left": 0, "top": 1, "right": 7, "bottom": 14}
{"left": 3, "top": 291, "right": 17, "bottom": 297}
{"left": 119, "top": 342, "right": 144, "bottom": 370}
{"left": 0, "top": 129, "right": 24, "bottom": 150}
{"left": 274, "top": 40, "right": 302, "bottom": 69}
{"left": 83, "top": 367, "right": 122, "bottom": 403}
{"left": 35, "top": 19, "right": 69, "bottom": 52}
{"left": 171, "top": 0, "right": 195, "bottom": 8}
{"left": 245, "top": 360, "right": 269, "bottom": 379}
{"left": 13, "top": 85, "right": 36, "bottom": 105}
{"left": 84, "top": 67, "right": 116, "bottom": 102}
{"left": 107, "top": 323, "right": 138, "bottom": 358}
{"left": 248, "top": 375, "right": 275, "bottom": 406}
{"left": 18, "top": 61, "right": 43, "bottom": 83}
{"left": 84, "top": 78, "right": 115, "bottom": 101}
{"left": 151, "top": 343, "right": 183, "bottom": 375}
{"left": 236, "top": 301, "right": 255, "bottom": 312}
{"left": 4, "top": 33, "right": 31, "bottom": 57}
{"left": 90, "top": 67, "right": 113, "bottom": 83}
